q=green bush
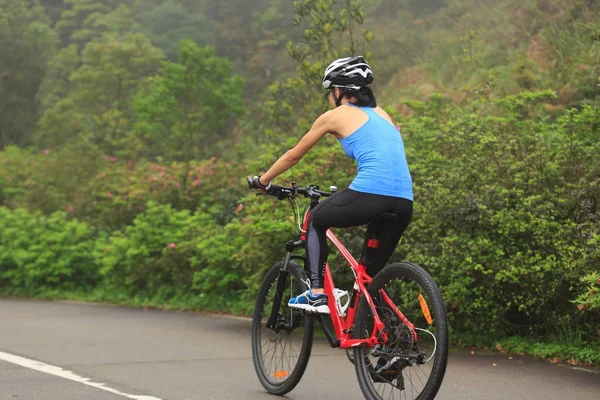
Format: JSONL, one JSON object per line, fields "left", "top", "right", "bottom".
{"left": 0, "top": 145, "right": 103, "bottom": 214}
{"left": 94, "top": 201, "right": 198, "bottom": 297}
{"left": 0, "top": 207, "right": 97, "bottom": 292}
{"left": 76, "top": 157, "right": 246, "bottom": 231}
{"left": 0, "top": 145, "right": 245, "bottom": 232}
{"left": 574, "top": 272, "right": 600, "bottom": 313}
{"left": 94, "top": 201, "right": 252, "bottom": 303}
{"left": 1, "top": 90, "right": 597, "bottom": 352}
{"left": 392, "top": 92, "right": 600, "bottom": 339}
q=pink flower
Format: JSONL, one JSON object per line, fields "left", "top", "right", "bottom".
{"left": 175, "top": 182, "right": 181, "bottom": 187}
{"left": 106, "top": 192, "right": 113, "bottom": 198}
{"left": 159, "top": 171, "right": 166, "bottom": 177}
{"left": 2, "top": 159, "right": 7, "bottom": 164}
{"left": 169, "top": 243, "right": 176, "bottom": 249}
{"left": 44, "top": 149, "right": 50, "bottom": 155}
{"left": 67, "top": 206, "right": 74, "bottom": 213}
{"left": 193, "top": 179, "right": 201, "bottom": 186}
{"left": 235, "top": 203, "right": 244, "bottom": 212}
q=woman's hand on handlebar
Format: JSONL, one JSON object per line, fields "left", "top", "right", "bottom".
{"left": 247, "top": 176, "right": 273, "bottom": 194}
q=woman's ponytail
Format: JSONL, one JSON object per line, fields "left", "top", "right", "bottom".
{"left": 359, "top": 86, "right": 377, "bottom": 107}
{"left": 341, "top": 86, "right": 377, "bottom": 107}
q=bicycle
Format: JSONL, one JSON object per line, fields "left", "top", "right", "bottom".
{"left": 247, "top": 178, "right": 449, "bottom": 400}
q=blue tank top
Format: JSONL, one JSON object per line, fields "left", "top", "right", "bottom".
{"left": 338, "top": 104, "right": 413, "bottom": 201}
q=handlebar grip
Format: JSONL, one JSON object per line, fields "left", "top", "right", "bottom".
{"left": 246, "top": 178, "right": 332, "bottom": 198}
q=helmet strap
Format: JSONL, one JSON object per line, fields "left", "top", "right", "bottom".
{"left": 334, "top": 88, "right": 344, "bottom": 107}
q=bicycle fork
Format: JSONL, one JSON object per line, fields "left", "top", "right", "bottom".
{"left": 266, "top": 240, "right": 304, "bottom": 330}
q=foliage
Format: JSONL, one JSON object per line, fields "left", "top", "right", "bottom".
{"left": 93, "top": 201, "right": 252, "bottom": 311}
{"left": 38, "top": 31, "right": 165, "bottom": 155}
{"left": 498, "top": 335, "right": 600, "bottom": 366}
{"left": 574, "top": 272, "right": 600, "bottom": 313}
{"left": 0, "top": 207, "right": 97, "bottom": 292}
{"left": 391, "top": 92, "right": 600, "bottom": 339}
{"left": 94, "top": 201, "right": 197, "bottom": 296}
{"left": 0, "top": 146, "right": 245, "bottom": 231}
{"left": 0, "top": 145, "right": 104, "bottom": 214}
{"left": 139, "top": 0, "right": 216, "bottom": 60}
{"left": 54, "top": 0, "right": 141, "bottom": 47}
{"left": 0, "top": 0, "right": 57, "bottom": 149}
{"left": 134, "top": 40, "right": 245, "bottom": 162}
{"left": 2, "top": 0, "right": 600, "bottom": 366}
{"left": 270, "top": 0, "right": 374, "bottom": 128}
{"left": 369, "top": 0, "right": 600, "bottom": 107}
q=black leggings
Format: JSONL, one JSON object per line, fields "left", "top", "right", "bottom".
{"left": 307, "top": 189, "right": 413, "bottom": 288}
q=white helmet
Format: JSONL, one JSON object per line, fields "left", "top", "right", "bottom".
{"left": 322, "top": 56, "right": 374, "bottom": 89}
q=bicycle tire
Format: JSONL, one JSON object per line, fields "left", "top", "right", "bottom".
{"left": 353, "top": 262, "right": 449, "bottom": 400}
{"left": 251, "top": 261, "right": 314, "bottom": 395}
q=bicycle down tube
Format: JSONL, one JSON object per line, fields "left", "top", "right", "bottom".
{"left": 323, "top": 229, "right": 417, "bottom": 348}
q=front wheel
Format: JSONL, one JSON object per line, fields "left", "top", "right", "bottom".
{"left": 353, "top": 262, "right": 449, "bottom": 400}
{"left": 251, "top": 261, "right": 314, "bottom": 395}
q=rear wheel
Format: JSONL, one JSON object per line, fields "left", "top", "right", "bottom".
{"left": 251, "top": 261, "right": 314, "bottom": 395}
{"left": 353, "top": 262, "right": 449, "bottom": 400}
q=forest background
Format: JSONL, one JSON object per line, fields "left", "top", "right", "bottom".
{"left": 1, "top": 0, "right": 599, "bottom": 365}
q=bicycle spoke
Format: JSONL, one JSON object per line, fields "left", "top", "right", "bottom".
{"left": 252, "top": 263, "right": 314, "bottom": 394}
{"left": 354, "top": 263, "right": 448, "bottom": 400}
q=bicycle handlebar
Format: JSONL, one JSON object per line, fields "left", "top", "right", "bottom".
{"left": 246, "top": 177, "right": 333, "bottom": 200}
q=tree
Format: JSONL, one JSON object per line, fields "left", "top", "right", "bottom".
{"left": 261, "top": 0, "right": 373, "bottom": 142}
{"left": 0, "top": 0, "right": 57, "bottom": 149}
{"left": 134, "top": 40, "right": 245, "bottom": 175}
{"left": 36, "top": 44, "right": 80, "bottom": 117}
{"left": 55, "top": 0, "right": 141, "bottom": 48}
{"left": 54, "top": 0, "right": 110, "bottom": 47}
{"left": 37, "top": 32, "right": 165, "bottom": 154}
{"left": 37, "top": 0, "right": 68, "bottom": 25}
{"left": 139, "top": 0, "right": 216, "bottom": 61}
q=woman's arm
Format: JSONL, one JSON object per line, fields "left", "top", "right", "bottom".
{"left": 259, "top": 111, "right": 335, "bottom": 185}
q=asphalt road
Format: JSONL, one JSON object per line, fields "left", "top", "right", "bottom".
{"left": 0, "top": 299, "right": 598, "bottom": 400}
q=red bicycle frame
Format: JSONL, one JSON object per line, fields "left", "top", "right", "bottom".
{"left": 301, "top": 211, "right": 418, "bottom": 349}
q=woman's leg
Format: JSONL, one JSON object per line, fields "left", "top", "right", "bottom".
{"left": 290, "top": 191, "right": 412, "bottom": 313}
{"left": 362, "top": 197, "right": 413, "bottom": 278}
{"left": 307, "top": 189, "right": 392, "bottom": 288}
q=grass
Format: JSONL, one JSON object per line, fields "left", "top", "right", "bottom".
{"left": 496, "top": 336, "right": 600, "bottom": 366}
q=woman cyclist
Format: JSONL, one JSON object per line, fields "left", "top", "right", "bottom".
{"left": 251, "top": 56, "right": 413, "bottom": 314}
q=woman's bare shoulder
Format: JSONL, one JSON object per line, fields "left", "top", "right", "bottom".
{"left": 373, "top": 106, "right": 394, "bottom": 124}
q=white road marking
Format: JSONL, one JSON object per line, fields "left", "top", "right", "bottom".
{"left": 568, "top": 366, "right": 600, "bottom": 374}
{"left": 0, "top": 350, "right": 162, "bottom": 400}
